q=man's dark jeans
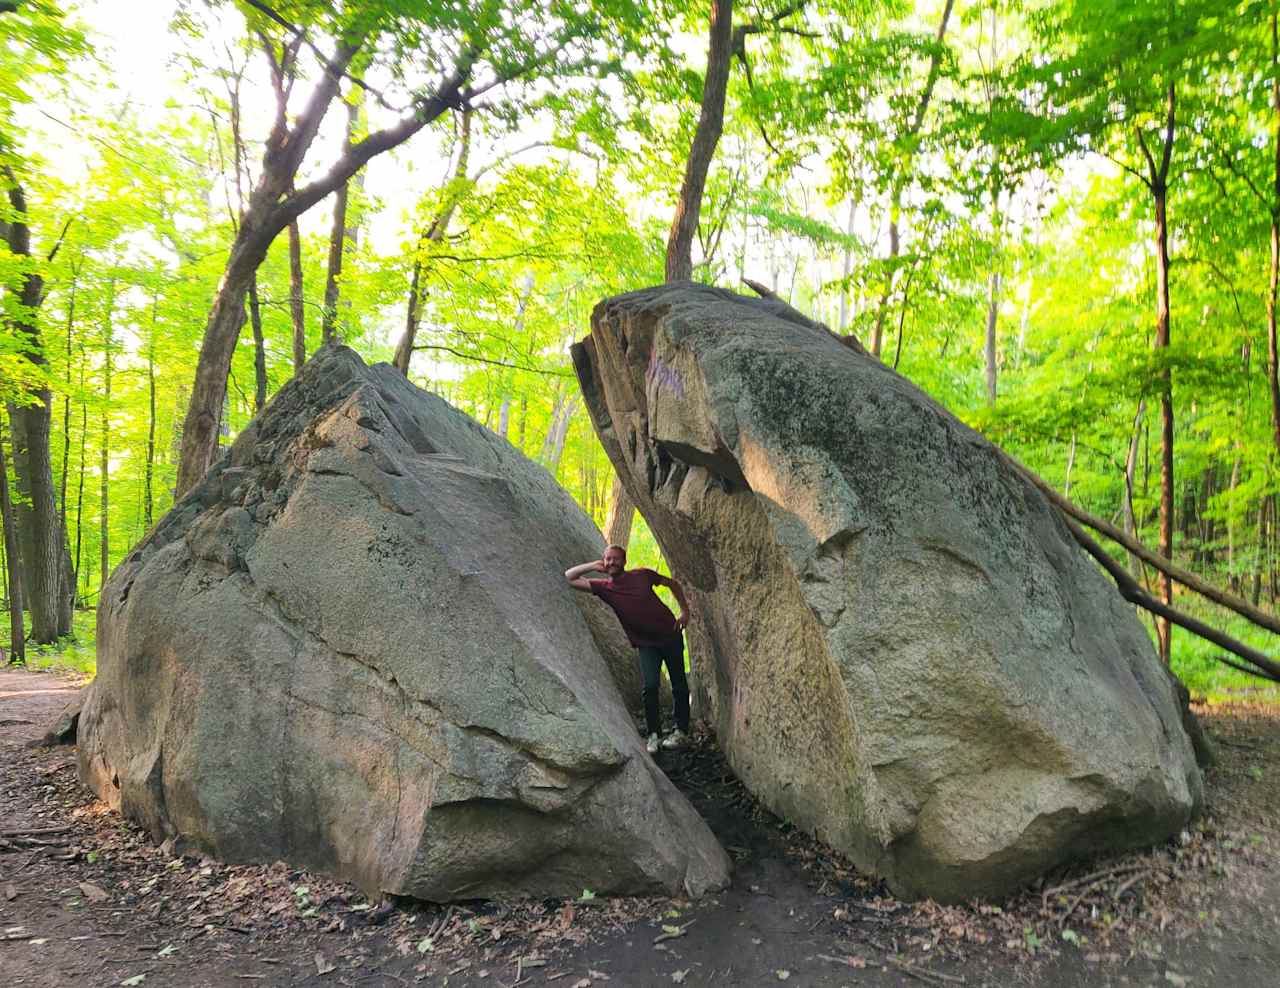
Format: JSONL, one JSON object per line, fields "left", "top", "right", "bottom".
{"left": 638, "top": 637, "right": 690, "bottom": 737}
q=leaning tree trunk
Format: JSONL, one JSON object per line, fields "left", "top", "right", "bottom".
{"left": 176, "top": 36, "right": 470, "bottom": 498}
{"left": 393, "top": 110, "right": 472, "bottom": 376}
{"left": 665, "top": 0, "right": 734, "bottom": 282}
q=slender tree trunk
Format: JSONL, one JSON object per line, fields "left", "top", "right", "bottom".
{"left": 838, "top": 199, "right": 856, "bottom": 331}
{"left": 288, "top": 219, "right": 306, "bottom": 374}
{"left": 546, "top": 397, "right": 576, "bottom": 474}
{"left": 1123, "top": 400, "right": 1147, "bottom": 578}
{"left": 1063, "top": 431, "right": 1078, "bottom": 500}
{"left": 145, "top": 313, "right": 157, "bottom": 531}
{"left": 605, "top": 476, "right": 636, "bottom": 550}
{"left": 1, "top": 413, "right": 25, "bottom": 664}
{"left": 1268, "top": 12, "right": 1280, "bottom": 456}
{"left": 321, "top": 97, "right": 364, "bottom": 344}
{"left": 248, "top": 274, "right": 267, "bottom": 412}
{"left": 100, "top": 322, "right": 112, "bottom": 591}
{"left": 1227, "top": 454, "right": 1242, "bottom": 593}
{"left": 322, "top": 183, "right": 350, "bottom": 343}
{"left": 393, "top": 110, "right": 472, "bottom": 375}
{"left": 665, "top": 0, "right": 734, "bottom": 282}
{"left": 870, "top": 0, "right": 955, "bottom": 358}
{"left": 1154, "top": 195, "right": 1174, "bottom": 664}
{"left": 59, "top": 272, "right": 76, "bottom": 526}
{"left": 74, "top": 369, "right": 86, "bottom": 594}
{"left": 985, "top": 270, "right": 1000, "bottom": 407}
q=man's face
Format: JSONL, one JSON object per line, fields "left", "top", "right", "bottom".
{"left": 603, "top": 548, "right": 626, "bottom": 577}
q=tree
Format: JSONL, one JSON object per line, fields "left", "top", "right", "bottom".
{"left": 176, "top": 0, "right": 645, "bottom": 496}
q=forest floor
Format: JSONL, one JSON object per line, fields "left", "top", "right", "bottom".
{"left": 2, "top": 666, "right": 1277, "bottom": 988}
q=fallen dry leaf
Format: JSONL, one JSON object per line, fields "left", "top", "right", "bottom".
{"left": 3, "top": 883, "right": 16, "bottom": 901}
{"left": 671, "top": 971, "right": 689, "bottom": 984}
{"left": 314, "top": 951, "right": 335, "bottom": 975}
{"left": 571, "top": 979, "right": 591, "bottom": 988}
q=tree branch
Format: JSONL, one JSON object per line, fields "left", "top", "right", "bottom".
{"left": 44, "top": 216, "right": 73, "bottom": 263}
{"left": 1064, "top": 515, "right": 1280, "bottom": 683}
{"left": 410, "top": 344, "right": 571, "bottom": 377}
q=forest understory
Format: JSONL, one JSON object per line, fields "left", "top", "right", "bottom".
{"left": 2, "top": 666, "right": 1277, "bottom": 988}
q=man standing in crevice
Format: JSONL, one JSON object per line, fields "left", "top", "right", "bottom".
{"left": 566, "top": 544, "right": 691, "bottom": 755}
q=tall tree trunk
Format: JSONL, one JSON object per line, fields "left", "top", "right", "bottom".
{"left": 177, "top": 36, "right": 464, "bottom": 497}
{"left": 73, "top": 371, "right": 86, "bottom": 594}
{"left": 2, "top": 172, "right": 64, "bottom": 643}
{"left": 605, "top": 476, "right": 636, "bottom": 550}
{"left": 145, "top": 309, "right": 157, "bottom": 531}
{"left": 1146, "top": 83, "right": 1177, "bottom": 665}
{"left": 1268, "top": 12, "right": 1280, "bottom": 457}
{"left": 288, "top": 218, "right": 307, "bottom": 374}
{"left": 1227, "top": 453, "right": 1242, "bottom": 593}
{"left": 1123, "top": 401, "right": 1147, "bottom": 579}
{"left": 870, "top": 0, "right": 955, "bottom": 357}
{"left": 100, "top": 321, "right": 112, "bottom": 591}
{"left": 1063, "top": 431, "right": 1078, "bottom": 500}
{"left": 838, "top": 198, "right": 856, "bottom": 331}
{"left": 665, "top": 0, "right": 734, "bottom": 282}
{"left": 393, "top": 110, "right": 472, "bottom": 375}
{"left": 321, "top": 96, "right": 364, "bottom": 344}
{"left": 546, "top": 397, "right": 576, "bottom": 475}
{"left": 248, "top": 274, "right": 267, "bottom": 412}
{"left": 984, "top": 271, "right": 1000, "bottom": 407}
{"left": 1, "top": 413, "right": 25, "bottom": 664}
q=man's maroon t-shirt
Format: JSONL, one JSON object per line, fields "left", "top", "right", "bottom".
{"left": 589, "top": 568, "right": 680, "bottom": 648}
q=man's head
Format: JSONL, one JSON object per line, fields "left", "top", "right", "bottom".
{"left": 602, "top": 544, "right": 626, "bottom": 577}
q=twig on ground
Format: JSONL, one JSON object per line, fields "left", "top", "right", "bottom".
{"left": 1042, "top": 863, "right": 1146, "bottom": 906}
{"left": 888, "top": 957, "right": 965, "bottom": 984}
{"left": 0, "top": 825, "right": 74, "bottom": 838}
{"left": 653, "top": 920, "right": 694, "bottom": 944}
{"left": 1112, "top": 869, "right": 1151, "bottom": 900}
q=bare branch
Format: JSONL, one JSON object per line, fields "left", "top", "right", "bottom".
{"left": 44, "top": 216, "right": 74, "bottom": 263}
{"left": 411, "top": 343, "right": 571, "bottom": 377}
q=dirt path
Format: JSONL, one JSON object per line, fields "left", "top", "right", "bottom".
{"left": 2, "top": 667, "right": 1277, "bottom": 987}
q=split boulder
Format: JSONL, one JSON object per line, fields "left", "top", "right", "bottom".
{"left": 77, "top": 345, "right": 730, "bottom": 901}
{"left": 572, "top": 283, "right": 1203, "bottom": 903}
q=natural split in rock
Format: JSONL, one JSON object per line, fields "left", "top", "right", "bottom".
{"left": 572, "top": 283, "right": 1203, "bottom": 903}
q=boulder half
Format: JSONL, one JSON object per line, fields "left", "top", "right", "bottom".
{"left": 78, "top": 345, "right": 730, "bottom": 901}
{"left": 572, "top": 283, "right": 1202, "bottom": 902}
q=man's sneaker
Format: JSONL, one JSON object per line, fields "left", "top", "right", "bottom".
{"left": 645, "top": 732, "right": 661, "bottom": 755}
{"left": 660, "top": 729, "right": 688, "bottom": 750}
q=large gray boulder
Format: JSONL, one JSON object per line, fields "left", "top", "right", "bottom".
{"left": 78, "top": 345, "right": 730, "bottom": 901}
{"left": 572, "top": 283, "right": 1203, "bottom": 903}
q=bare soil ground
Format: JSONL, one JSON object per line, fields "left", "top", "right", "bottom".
{"left": 2, "top": 666, "right": 1277, "bottom": 988}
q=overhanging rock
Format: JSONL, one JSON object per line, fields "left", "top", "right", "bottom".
{"left": 572, "top": 283, "right": 1202, "bottom": 903}
{"left": 78, "top": 345, "right": 730, "bottom": 901}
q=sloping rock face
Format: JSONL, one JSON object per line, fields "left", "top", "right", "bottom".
{"left": 572, "top": 284, "right": 1203, "bottom": 903}
{"left": 78, "top": 345, "right": 729, "bottom": 901}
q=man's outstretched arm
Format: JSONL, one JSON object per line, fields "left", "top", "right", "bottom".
{"left": 565, "top": 559, "right": 603, "bottom": 592}
{"left": 654, "top": 573, "right": 691, "bottom": 628}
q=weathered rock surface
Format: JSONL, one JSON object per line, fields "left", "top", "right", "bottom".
{"left": 78, "top": 345, "right": 729, "bottom": 901}
{"left": 572, "top": 283, "right": 1203, "bottom": 902}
